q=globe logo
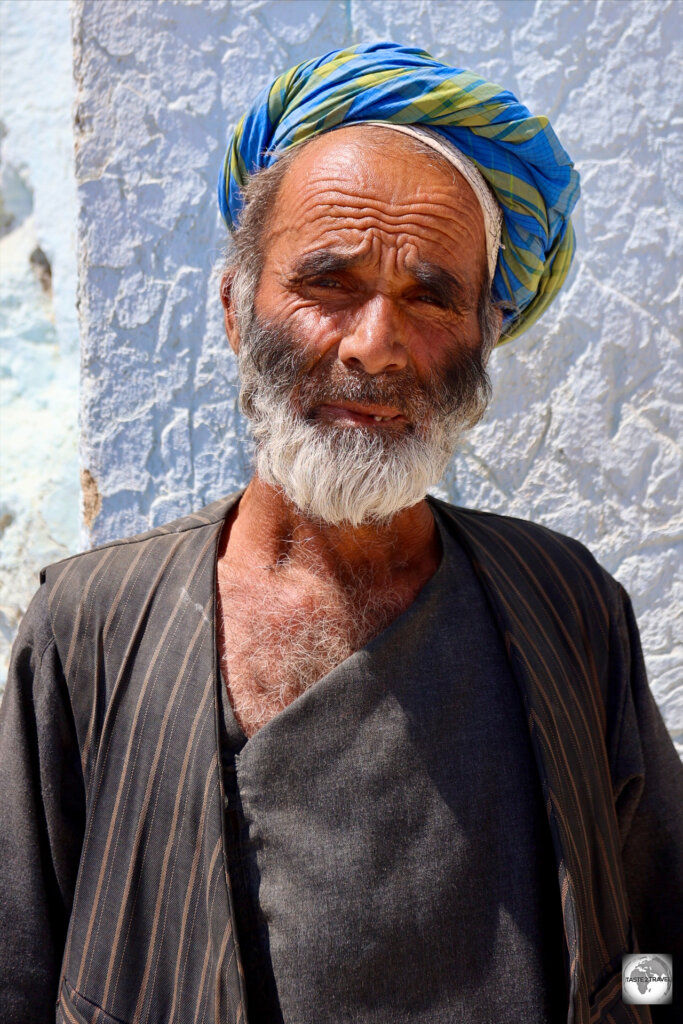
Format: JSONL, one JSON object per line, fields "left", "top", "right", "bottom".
{"left": 622, "top": 954, "right": 673, "bottom": 1005}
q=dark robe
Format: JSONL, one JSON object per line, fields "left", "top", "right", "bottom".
{"left": 1, "top": 493, "right": 682, "bottom": 1024}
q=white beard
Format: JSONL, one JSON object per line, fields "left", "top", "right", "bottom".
{"left": 249, "top": 395, "right": 463, "bottom": 527}
{"left": 237, "top": 317, "right": 490, "bottom": 527}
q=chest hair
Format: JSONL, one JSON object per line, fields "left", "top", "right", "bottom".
{"left": 216, "top": 562, "right": 410, "bottom": 737}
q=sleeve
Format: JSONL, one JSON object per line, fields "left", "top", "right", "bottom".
{"left": 0, "top": 584, "right": 86, "bottom": 1024}
{"left": 607, "top": 582, "right": 683, "bottom": 968}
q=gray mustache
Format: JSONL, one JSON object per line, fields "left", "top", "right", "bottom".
{"left": 241, "top": 312, "right": 491, "bottom": 426}
{"left": 298, "top": 375, "right": 417, "bottom": 419}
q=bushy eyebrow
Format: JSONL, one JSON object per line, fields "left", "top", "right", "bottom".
{"left": 289, "top": 249, "right": 362, "bottom": 280}
{"left": 288, "top": 250, "right": 469, "bottom": 310}
{"left": 409, "top": 261, "right": 469, "bottom": 310}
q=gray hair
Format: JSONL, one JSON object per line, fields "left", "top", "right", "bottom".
{"left": 223, "top": 127, "right": 503, "bottom": 359}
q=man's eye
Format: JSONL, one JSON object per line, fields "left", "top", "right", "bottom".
{"left": 309, "top": 277, "right": 341, "bottom": 289}
{"left": 415, "top": 293, "right": 444, "bottom": 307}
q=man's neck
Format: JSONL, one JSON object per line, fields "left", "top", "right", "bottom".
{"left": 218, "top": 475, "right": 440, "bottom": 585}
{"left": 216, "top": 476, "right": 443, "bottom": 736}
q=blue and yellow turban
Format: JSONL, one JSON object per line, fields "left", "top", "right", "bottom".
{"left": 218, "top": 41, "right": 580, "bottom": 342}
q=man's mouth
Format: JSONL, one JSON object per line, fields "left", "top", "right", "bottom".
{"left": 312, "top": 402, "right": 408, "bottom": 427}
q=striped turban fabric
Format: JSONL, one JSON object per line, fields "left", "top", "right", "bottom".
{"left": 218, "top": 41, "right": 580, "bottom": 342}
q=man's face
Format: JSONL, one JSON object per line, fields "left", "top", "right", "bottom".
{"left": 226, "top": 127, "right": 496, "bottom": 526}
{"left": 250, "top": 126, "right": 490, "bottom": 410}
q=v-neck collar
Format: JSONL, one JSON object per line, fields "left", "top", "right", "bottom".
{"left": 213, "top": 492, "right": 454, "bottom": 747}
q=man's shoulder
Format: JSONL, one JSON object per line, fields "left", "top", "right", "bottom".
{"left": 432, "top": 496, "right": 599, "bottom": 555}
{"left": 432, "top": 499, "right": 633, "bottom": 715}
{"left": 430, "top": 496, "right": 619, "bottom": 602}
{"left": 37, "top": 494, "right": 240, "bottom": 652}
{"left": 40, "top": 492, "right": 239, "bottom": 589}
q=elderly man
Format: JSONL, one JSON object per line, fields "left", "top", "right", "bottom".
{"left": 1, "top": 41, "right": 681, "bottom": 1024}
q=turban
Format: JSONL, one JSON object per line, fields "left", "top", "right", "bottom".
{"left": 218, "top": 41, "right": 580, "bottom": 342}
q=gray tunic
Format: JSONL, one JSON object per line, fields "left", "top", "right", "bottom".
{"left": 220, "top": 508, "right": 568, "bottom": 1023}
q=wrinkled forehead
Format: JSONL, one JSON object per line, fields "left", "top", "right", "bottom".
{"left": 266, "top": 125, "right": 489, "bottom": 287}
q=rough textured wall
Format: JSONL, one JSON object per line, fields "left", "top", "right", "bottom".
{"left": 0, "top": 0, "right": 80, "bottom": 688}
{"left": 73, "top": 0, "right": 682, "bottom": 753}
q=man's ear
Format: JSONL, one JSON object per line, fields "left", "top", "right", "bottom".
{"left": 486, "top": 306, "right": 504, "bottom": 364}
{"left": 220, "top": 270, "right": 240, "bottom": 354}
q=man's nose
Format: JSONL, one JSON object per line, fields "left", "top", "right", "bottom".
{"left": 337, "top": 294, "right": 409, "bottom": 374}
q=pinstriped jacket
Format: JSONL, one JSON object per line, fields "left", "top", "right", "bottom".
{"left": 2, "top": 492, "right": 680, "bottom": 1024}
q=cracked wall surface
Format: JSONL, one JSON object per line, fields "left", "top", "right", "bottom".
{"left": 72, "top": 0, "right": 682, "bottom": 753}
{"left": 0, "top": 0, "right": 80, "bottom": 688}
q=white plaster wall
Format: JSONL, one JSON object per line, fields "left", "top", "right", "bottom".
{"left": 73, "top": 0, "right": 682, "bottom": 753}
{"left": 0, "top": 0, "right": 80, "bottom": 688}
